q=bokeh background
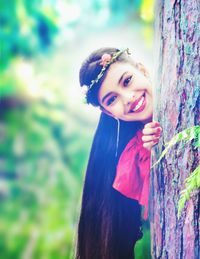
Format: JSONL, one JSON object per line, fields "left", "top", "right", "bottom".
{"left": 0, "top": 1, "right": 155, "bottom": 258}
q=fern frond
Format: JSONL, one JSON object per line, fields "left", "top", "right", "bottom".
{"left": 152, "top": 125, "right": 200, "bottom": 168}
{"left": 178, "top": 164, "right": 200, "bottom": 218}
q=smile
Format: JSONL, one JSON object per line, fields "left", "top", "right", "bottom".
{"left": 129, "top": 93, "right": 146, "bottom": 113}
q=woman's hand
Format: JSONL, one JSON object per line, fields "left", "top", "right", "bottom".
{"left": 142, "top": 121, "right": 162, "bottom": 150}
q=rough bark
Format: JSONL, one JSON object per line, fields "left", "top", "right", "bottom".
{"left": 150, "top": 1, "right": 200, "bottom": 258}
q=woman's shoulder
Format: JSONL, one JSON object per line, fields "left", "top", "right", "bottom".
{"left": 119, "top": 129, "right": 150, "bottom": 162}
{"left": 123, "top": 129, "right": 144, "bottom": 151}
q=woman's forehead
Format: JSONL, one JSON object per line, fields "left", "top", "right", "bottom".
{"left": 101, "top": 62, "right": 134, "bottom": 87}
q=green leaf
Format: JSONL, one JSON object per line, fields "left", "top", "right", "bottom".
{"left": 178, "top": 165, "right": 200, "bottom": 218}
{"left": 152, "top": 126, "right": 200, "bottom": 168}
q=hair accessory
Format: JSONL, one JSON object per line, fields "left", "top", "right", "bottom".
{"left": 81, "top": 85, "right": 89, "bottom": 103}
{"left": 100, "top": 53, "right": 112, "bottom": 66}
{"left": 82, "top": 48, "right": 130, "bottom": 102}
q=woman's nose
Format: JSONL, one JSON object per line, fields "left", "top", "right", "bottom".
{"left": 121, "top": 90, "right": 135, "bottom": 105}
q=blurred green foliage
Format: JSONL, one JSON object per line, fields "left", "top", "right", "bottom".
{"left": 0, "top": 100, "right": 92, "bottom": 258}
{"left": 0, "top": 0, "right": 58, "bottom": 69}
{"left": 0, "top": 0, "right": 154, "bottom": 258}
{"left": 135, "top": 221, "right": 151, "bottom": 259}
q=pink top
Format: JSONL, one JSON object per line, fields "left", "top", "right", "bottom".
{"left": 112, "top": 130, "right": 150, "bottom": 220}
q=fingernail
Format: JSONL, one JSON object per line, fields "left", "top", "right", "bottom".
{"left": 156, "top": 127, "right": 161, "bottom": 133}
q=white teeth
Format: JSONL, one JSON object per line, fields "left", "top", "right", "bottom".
{"left": 132, "top": 96, "right": 144, "bottom": 112}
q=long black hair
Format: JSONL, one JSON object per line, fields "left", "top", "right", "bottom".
{"left": 76, "top": 48, "right": 143, "bottom": 259}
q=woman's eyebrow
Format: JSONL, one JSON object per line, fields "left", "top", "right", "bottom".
{"left": 102, "top": 92, "right": 112, "bottom": 104}
{"left": 118, "top": 71, "right": 128, "bottom": 85}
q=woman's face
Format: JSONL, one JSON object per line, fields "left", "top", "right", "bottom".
{"left": 98, "top": 62, "right": 153, "bottom": 123}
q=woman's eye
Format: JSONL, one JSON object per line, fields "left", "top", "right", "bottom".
{"left": 106, "top": 96, "right": 117, "bottom": 106}
{"left": 123, "top": 76, "right": 132, "bottom": 87}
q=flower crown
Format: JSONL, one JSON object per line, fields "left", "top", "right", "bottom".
{"left": 81, "top": 48, "right": 131, "bottom": 101}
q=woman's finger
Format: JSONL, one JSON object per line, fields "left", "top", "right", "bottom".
{"left": 142, "top": 134, "right": 160, "bottom": 143}
{"left": 142, "top": 126, "right": 162, "bottom": 136}
{"left": 143, "top": 140, "right": 159, "bottom": 150}
{"left": 144, "top": 121, "right": 160, "bottom": 129}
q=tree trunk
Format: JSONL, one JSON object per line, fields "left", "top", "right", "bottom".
{"left": 150, "top": 1, "right": 200, "bottom": 258}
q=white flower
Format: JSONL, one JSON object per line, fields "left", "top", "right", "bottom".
{"left": 81, "top": 85, "right": 89, "bottom": 95}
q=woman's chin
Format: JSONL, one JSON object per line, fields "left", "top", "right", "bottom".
{"left": 120, "top": 112, "right": 153, "bottom": 123}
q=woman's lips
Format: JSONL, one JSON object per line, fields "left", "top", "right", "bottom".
{"left": 129, "top": 93, "right": 146, "bottom": 113}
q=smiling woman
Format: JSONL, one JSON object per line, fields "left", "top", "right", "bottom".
{"left": 98, "top": 62, "right": 153, "bottom": 123}
{"left": 76, "top": 47, "right": 162, "bottom": 259}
